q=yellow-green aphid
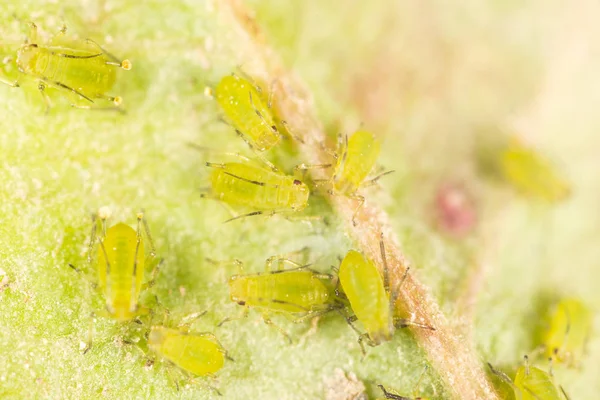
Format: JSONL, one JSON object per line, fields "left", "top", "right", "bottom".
{"left": 1, "top": 23, "right": 131, "bottom": 111}
{"left": 224, "top": 257, "right": 340, "bottom": 342}
{"left": 148, "top": 326, "right": 226, "bottom": 377}
{"left": 542, "top": 298, "right": 592, "bottom": 366}
{"left": 92, "top": 212, "right": 156, "bottom": 322}
{"left": 333, "top": 130, "right": 381, "bottom": 194}
{"left": 488, "top": 356, "right": 570, "bottom": 400}
{"left": 500, "top": 137, "right": 570, "bottom": 202}
{"left": 298, "top": 130, "right": 391, "bottom": 225}
{"left": 205, "top": 161, "right": 309, "bottom": 221}
{"left": 215, "top": 74, "right": 280, "bottom": 152}
{"left": 338, "top": 238, "right": 434, "bottom": 353}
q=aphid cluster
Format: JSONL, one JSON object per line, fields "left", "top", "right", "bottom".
{"left": 7, "top": 19, "right": 588, "bottom": 399}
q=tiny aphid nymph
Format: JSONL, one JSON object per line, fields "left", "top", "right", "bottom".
{"left": 215, "top": 74, "right": 280, "bottom": 152}
{"left": 337, "top": 237, "right": 434, "bottom": 353}
{"left": 222, "top": 257, "right": 340, "bottom": 342}
{"left": 148, "top": 326, "right": 227, "bottom": 377}
{"left": 488, "top": 356, "right": 570, "bottom": 400}
{"left": 1, "top": 22, "right": 131, "bottom": 112}
{"left": 204, "top": 160, "right": 310, "bottom": 221}
{"left": 541, "top": 298, "right": 592, "bottom": 366}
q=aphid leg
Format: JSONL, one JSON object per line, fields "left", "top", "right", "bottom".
{"left": 279, "top": 120, "right": 306, "bottom": 144}
{"left": 188, "top": 375, "right": 222, "bottom": 396}
{"left": 336, "top": 310, "right": 368, "bottom": 355}
{"left": 292, "top": 303, "right": 344, "bottom": 324}
{"left": 362, "top": 170, "right": 395, "bottom": 189}
{"left": 206, "top": 257, "right": 245, "bottom": 274}
{"left": 265, "top": 256, "right": 308, "bottom": 272}
{"left": 217, "top": 306, "right": 249, "bottom": 327}
{"left": 377, "top": 384, "right": 408, "bottom": 400}
{"left": 41, "top": 77, "right": 94, "bottom": 103}
{"left": 261, "top": 312, "right": 292, "bottom": 344}
{"left": 412, "top": 365, "right": 428, "bottom": 397}
{"left": 26, "top": 22, "right": 39, "bottom": 44}
{"left": 559, "top": 385, "right": 571, "bottom": 400}
{"left": 487, "top": 363, "right": 516, "bottom": 388}
{"left": 37, "top": 82, "right": 53, "bottom": 115}
{"left": 0, "top": 76, "right": 19, "bottom": 87}
{"left": 293, "top": 163, "right": 332, "bottom": 181}
{"left": 393, "top": 318, "right": 435, "bottom": 331}
{"left": 234, "top": 129, "right": 279, "bottom": 172}
{"left": 82, "top": 312, "right": 95, "bottom": 354}
{"left": 176, "top": 311, "right": 208, "bottom": 333}
{"left": 348, "top": 193, "right": 365, "bottom": 227}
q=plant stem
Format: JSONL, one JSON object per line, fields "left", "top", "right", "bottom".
{"left": 217, "top": 1, "right": 500, "bottom": 398}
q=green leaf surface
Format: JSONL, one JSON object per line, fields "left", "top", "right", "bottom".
{"left": 1, "top": 1, "right": 598, "bottom": 399}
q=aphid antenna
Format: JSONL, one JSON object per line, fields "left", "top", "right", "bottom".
{"left": 559, "top": 385, "right": 571, "bottom": 400}
{"left": 362, "top": 169, "right": 396, "bottom": 188}
{"left": 223, "top": 209, "right": 288, "bottom": 224}
{"left": 487, "top": 362, "right": 517, "bottom": 390}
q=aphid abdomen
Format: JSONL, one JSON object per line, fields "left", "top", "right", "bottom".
{"left": 210, "top": 163, "right": 307, "bottom": 211}
{"left": 334, "top": 131, "right": 380, "bottom": 194}
{"left": 148, "top": 327, "right": 225, "bottom": 376}
{"left": 339, "top": 250, "right": 391, "bottom": 343}
{"left": 215, "top": 75, "right": 279, "bottom": 152}
{"left": 514, "top": 366, "right": 562, "bottom": 400}
{"left": 229, "top": 271, "right": 332, "bottom": 313}
{"left": 17, "top": 43, "right": 116, "bottom": 99}
{"left": 97, "top": 223, "right": 144, "bottom": 321}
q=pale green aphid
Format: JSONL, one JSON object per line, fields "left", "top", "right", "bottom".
{"left": 488, "top": 356, "right": 570, "bottom": 400}
{"left": 214, "top": 74, "right": 280, "bottom": 153}
{"left": 148, "top": 326, "right": 227, "bottom": 378}
{"left": 297, "top": 130, "right": 392, "bottom": 225}
{"left": 222, "top": 257, "right": 340, "bottom": 342}
{"left": 541, "top": 298, "right": 592, "bottom": 366}
{"left": 203, "top": 160, "right": 310, "bottom": 222}
{"left": 500, "top": 136, "right": 570, "bottom": 202}
{"left": 70, "top": 210, "right": 157, "bottom": 352}
{"left": 338, "top": 237, "right": 434, "bottom": 354}
{"left": 0, "top": 22, "right": 131, "bottom": 112}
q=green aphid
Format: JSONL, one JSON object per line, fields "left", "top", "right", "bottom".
{"left": 70, "top": 210, "right": 158, "bottom": 351}
{"left": 204, "top": 160, "right": 310, "bottom": 222}
{"left": 222, "top": 257, "right": 340, "bottom": 342}
{"left": 489, "top": 356, "right": 570, "bottom": 400}
{"left": 297, "top": 130, "right": 392, "bottom": 225}
{"left": 148, "top": 326, "right": 227, "bottom": 378}
{"left": 541, "top": 298, "right": 592, "bottom": 366}
{"left": 500, "top": 137, "right": 570, "bottom": 202}
{"left": 337, "top": 237, "right": 434, "bottom": 354}
{"left": 215, "top": 74, "right": 280, "bottom": 152}
{"left": 1, "top": 22, "right": 131, "bottom": 112}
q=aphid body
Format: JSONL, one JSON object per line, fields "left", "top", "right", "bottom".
{"left": 148, "top": 326, "right": 225, "bottom": 377}
{"left": 337, "top": 242, "right": 434, "bottom": 352}
{"left": 229, "top": 269, "right": 335, "bottom": 313}
{"left": 500, "top": 138, "right": 570, "bottom": 202}
{"left": 215, "top": 74, "right": 279, "bottom": 152}
{"left": 542, "top": 298, "right": 592, "bottom": 365}
{"left": 209, "top": 162, "right": 309, "bottom": 212}
{"left": 97, "top": 222, "right": 145, "bottom": 322}
{"left": 333, "top": 130, "right": 381, "bottom": 195}
{"left": 2, "top": 23, "right": 130, "bottom": 109}
{"left": 339, "top": 250, "right": 391, "bottom": 345}
{"left": 488, "top": 358, "right": 569, "bottom": 400}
